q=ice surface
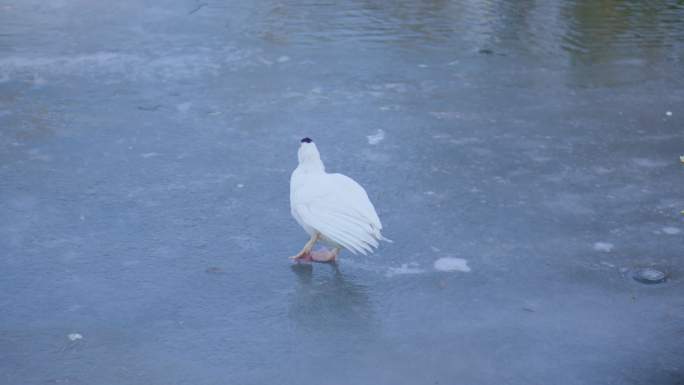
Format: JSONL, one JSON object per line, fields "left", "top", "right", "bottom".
{"left": 1, "top": 1, "right": 683, "bottom": 385}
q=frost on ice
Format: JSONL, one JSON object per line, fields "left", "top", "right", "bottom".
{"left": 385, "top": 263, "right": 424, "bottom": 277}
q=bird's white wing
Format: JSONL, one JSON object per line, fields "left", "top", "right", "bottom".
{"left": 291, "top": 173, "right": 385, "bottom": 255}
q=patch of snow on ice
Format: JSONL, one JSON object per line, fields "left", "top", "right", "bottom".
{"left": 662, "top": 227, "right": 681, "bottom": 235}
{"left": 367, "top": 129, "right": 385, "bottom": 145}
{"left": 593, "top": 242, "right": 614, "bottom": 252}
{"left": 434, "top": 257, "right": 471, "bottom": 272}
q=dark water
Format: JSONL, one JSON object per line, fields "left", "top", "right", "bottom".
{"left": 1, "top": 1, "right": 683, "bottom": 384}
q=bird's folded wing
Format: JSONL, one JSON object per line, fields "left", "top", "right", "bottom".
{"left": 327, "top": 173, "right": 383, "bottom": 231}
{"left": 294, "top": 202, "right": 380, "bottom": 255}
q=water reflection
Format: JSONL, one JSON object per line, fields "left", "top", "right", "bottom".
{"left": 288, "top": 263, "right": 374, "bottom": 334}
{"left": 561, "top": 0, "right": 684, "bottom": 64}
{"left": 250, "top": 0, "right": 684, "bottom": 65}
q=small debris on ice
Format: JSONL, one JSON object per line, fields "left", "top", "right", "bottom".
{"left": 67, "top": 333, "right": 83, "bottom": 341}
{"left": 188, "top": 3, "right": 207, "bottom": 15}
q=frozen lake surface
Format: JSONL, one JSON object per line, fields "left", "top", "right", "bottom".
{"left": 1, "top": 1, "right": 683, "bottom": 384}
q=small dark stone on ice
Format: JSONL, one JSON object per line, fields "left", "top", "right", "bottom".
{"left": 478, "top": 48, "right": 494, "bottom": 55}
{"left": 632, "top": 268, "right": 666, "bottom": 284}
{"left": 205, "top": 266, "right": 224, "bottom": 274}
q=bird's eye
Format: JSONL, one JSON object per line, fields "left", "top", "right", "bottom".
{"left": 300, "top": 137, "right": 313, "bottom": 143}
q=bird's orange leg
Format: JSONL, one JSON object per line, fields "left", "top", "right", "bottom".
{"left": 289, "top": 233, "right": 319, "bottom": 261}
{"left": 310, "top": 246, "right": 340, "bottom": 263}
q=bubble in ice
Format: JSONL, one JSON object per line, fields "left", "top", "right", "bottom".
{"left": 632, "top": 268, "right": 666, "bottom": 284}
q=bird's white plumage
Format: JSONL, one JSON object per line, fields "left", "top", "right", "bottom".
{"left": 290, "top": 141, "right": 387, "bottom": 255}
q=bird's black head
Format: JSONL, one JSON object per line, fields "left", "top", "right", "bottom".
{"left": 300, "top": 137, "right": 313, "bottom": 143}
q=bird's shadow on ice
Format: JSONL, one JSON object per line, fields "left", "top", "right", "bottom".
{"left": 288, "top": 264, "right": 375, "bottom": 334}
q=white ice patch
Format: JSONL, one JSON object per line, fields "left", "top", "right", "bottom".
{"left": 367, "top": 129, "right": 385, "bottom": 145}
{"left": 433, "top": 257, "right": 471, "bottom": 272}
{"left": 67, "top": 333, "right": 83, "bottom": 341}
{"left": 662, "top": 227, "right": 681, "bottom": 235}
{"left": 386, "top": 263, "right": 424, "bottom": 277}
{"left": 141, "top": 152, "right": 160, "bottom": 158}
{"left": 593, "top": 242, "right": 614, "bottom": 252}
{"left": 666, "top": 111, "right": 672, "bottom": 116}
{"left": 277, "top": 56, "right": 290, "bottom": 63}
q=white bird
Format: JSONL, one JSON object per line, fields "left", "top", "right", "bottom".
{"left": 289, "top": 137, "right": 390, "bottom": 262}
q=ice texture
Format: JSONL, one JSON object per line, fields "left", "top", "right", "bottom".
{"left": 1, "top": 1, "right": 683, "bottom": 385}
